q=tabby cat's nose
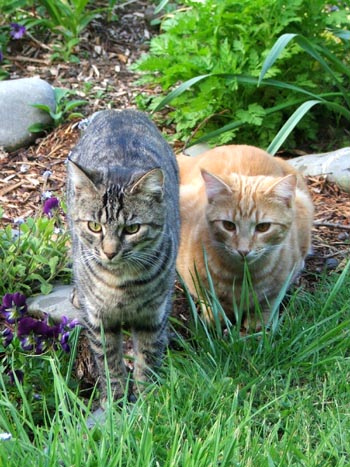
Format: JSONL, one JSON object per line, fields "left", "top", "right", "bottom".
{"left": 104, "top": 251, "right": 117, "bottom": 260}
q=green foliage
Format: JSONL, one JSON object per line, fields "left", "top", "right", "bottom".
{"left": 0, "top": 0, "right": 117, "bottom": 62}
{"left": 0, "top": 266, "right": 350, "bottom": 464}
{"left": 134, "top": 0, "right": 350, "bottom": 149}
{"left": 29, "top": 87, "right": 87, "bottom": 132}
{"left": 0, "top": 327, "right": 80, "bottom": 428}
{"left": 0, "top": 207, "right": 71, "bottom": 296}
{"left": 34, "top": 0, "right": 105, "bottom": 61}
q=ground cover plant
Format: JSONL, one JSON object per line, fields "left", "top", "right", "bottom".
{"left": 0, "top": 0, "right": 119, "bottom": 64}
{"left": 134, "top": 0, "right": 350, "bottom": 150}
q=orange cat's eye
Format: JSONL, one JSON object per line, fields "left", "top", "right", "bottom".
{"left": 256, "top": 222, "right": 271, "bottom": 233}
{"left": 124, "top": 224, "right": 140, "bottom": 235}
{"left": 222, "top": 220, "right": 236, "bottom": 232}
{"left": 87, "top": 221, "right": 102, "bottom": 233}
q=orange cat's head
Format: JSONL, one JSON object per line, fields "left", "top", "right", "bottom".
{"left": 201, "top": 169, "right": 297, "bottom": 265}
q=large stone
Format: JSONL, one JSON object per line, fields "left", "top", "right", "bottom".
{"left": 0, "top": 77, "right": 56, "bottom": 151}
{"left": 287, "top": 147, "right": 350, "bottom": 193}
{"left": 27, "top": 284, "right": 78, "bottom": 323}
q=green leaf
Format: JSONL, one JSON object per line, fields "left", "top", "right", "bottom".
{"left": 48, "top": 256, "right": 59, "bottom": 275}
{"left": 64, "top": 99, "right": 88, "bottom": 112}
{"left": 28, "top": 123, "right": 49, "bottom": 133}
{"left": 40, "top": 282, "right": 53, "bottom": 295}
{"left": 266, "top": 100, "right": 321, "bottom": 155}
{"left": 258, "top": 33, "right": 297, "bottom": 85}
{"left": 152, "top": 74, "right": 211, "bottom": 113}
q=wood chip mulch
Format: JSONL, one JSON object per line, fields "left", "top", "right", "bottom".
{"left": 0, "top": 122, "right": 349, "bottom": 283}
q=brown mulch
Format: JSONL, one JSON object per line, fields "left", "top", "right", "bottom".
{"left": 1, "top": 120, "right": 349, "bottom": 276}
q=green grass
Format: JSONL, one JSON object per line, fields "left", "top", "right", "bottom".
{"left": 0, "top": 264, "right": 350, "bottom": 466}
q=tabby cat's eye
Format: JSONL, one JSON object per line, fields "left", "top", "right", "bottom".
{"left": 256, "top": 222, "right": 271, "bottom": 233}
{"left": 87, "top": 221, "right": 102, "bottom": 233}
{"left": 124, "top": 224, "right": 140, "bottom": 235}
{"left": 222, "top": 220, "right": 236, "bottom": 232}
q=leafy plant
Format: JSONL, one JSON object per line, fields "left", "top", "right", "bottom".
{"left": 29, "top": 87, "right": 87, "bottom": 132}
{"left": 0, "top": 199, "right": 71, "bottom": 296}
{"left": 31, "top": 0, "right": 105, "bottom": 61}
{"left": 0, "top": 292, "right": 80, "bottom": 426}
{"left": 134, "top": 0, "right": 350, "bottom": 150}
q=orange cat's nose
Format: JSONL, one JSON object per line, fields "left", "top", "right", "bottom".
{"left": 237, "top": 249, "right": 249, "bottom": 258}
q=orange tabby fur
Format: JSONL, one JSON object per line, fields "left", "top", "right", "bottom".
{"left": 176, "top": 145, "right": 314, "bottom": 327}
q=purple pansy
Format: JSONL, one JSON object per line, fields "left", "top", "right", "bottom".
{"left": 60, "top": 332, "right": 70, "bottom": 353}
{"left": 1, "top": 291, "right": 79, "bottom": 355}
{"left": 7, "top": 369, "right": 24, "bottom": 385}
{"left": 10, "top": 23, "right": 26, "bottom": 40}
{"left": 2, "top": 328, "right": 13, "bottom": 347}
{"left": 43, "top": 197, "right": 59, "bottom": 217}
{"left": 0, "top": 293, "right": 27, "bottom": 323}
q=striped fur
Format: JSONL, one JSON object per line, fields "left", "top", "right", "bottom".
{"left": 177, "top": 145, "right": 314, "bottom": 328}
{"left": 66, "top": 110, "right": 180, "bottom": 400}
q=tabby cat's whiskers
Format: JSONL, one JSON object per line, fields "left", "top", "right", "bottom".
{"left": 67, "top": 110, "right": 180, "bottom": 401}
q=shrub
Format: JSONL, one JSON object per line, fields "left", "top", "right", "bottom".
{"left": 134, "top": 0, "right": 350, "bottom": 149}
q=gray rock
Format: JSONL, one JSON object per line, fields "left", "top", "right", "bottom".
{"left": 27, "top": 284, "right": 79, "bottom": 323}
{"left": 184, "top": 142, "right": 211, "bottom": 157}
{"left": 287, "top": 147, "right": 350, "bottom": 192}
{"left": 0, "top": 77, "right": 56, "bottom": 151}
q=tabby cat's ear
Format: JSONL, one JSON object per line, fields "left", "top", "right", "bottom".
{"left": 130, "top": 168, "right": 164, "bottom": 199}
{"left": 201, "top": 169, "right": 232, "bottom": 202}
{"left": 266, "top": 174, "right": 296, "bottom": 207}
{"left": 68, "top": 159, "right": 98, "bottom": 194}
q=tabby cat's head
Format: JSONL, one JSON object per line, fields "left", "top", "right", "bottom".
{"left": 68, "top": 160, "right": 165, "bottom": 267}
{"left": 201, "top": 169, "right": 296, "bottom": 264}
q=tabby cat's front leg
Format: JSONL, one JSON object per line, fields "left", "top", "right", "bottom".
{"left": 86, "top": 322, "right": 128, "bottom": 401}
{"left": 132, "top": 316, "right": 168, "bottom": 394}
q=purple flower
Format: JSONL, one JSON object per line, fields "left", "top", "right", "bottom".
{"left": 17, "top": 316, "right": 60, "bottom": 339}
{"left": 0, "top": 293, "right": 27, "bottom": 323}
{"left": 2, "top": 328, "right": 13, "bottom": 347}
{"left": 60, "top": 332, "right": 70, "bottom": 353}
{"left": 20, "top": 335, "right": 35, "bottom": 352}
{"left": 43, "top": 197, "right": 59, "bottom": 217}
{"left": 10, "top": 23, "right": 26, "bottom": 40}
{"left": 0, "top": 50, "right": 3, "bottom": 62}
{"left": 7, "top": 369, "right": 24, "bottom": 385}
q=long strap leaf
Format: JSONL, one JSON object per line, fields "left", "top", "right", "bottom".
{"left": 152, "top": 72, "right": 326, "bottom": 113}
{"left": 266, "top": 100, "right": 321, "bottom": 155}
{"left": 259, "top": 33, "right": 350, "bottom": 108}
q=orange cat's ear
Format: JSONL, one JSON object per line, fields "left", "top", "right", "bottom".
{"left": 201, "top": 169, "right": 232, "bottom": 202}
{"left": 266, "top": 174, "right": 297, "bottom": 207}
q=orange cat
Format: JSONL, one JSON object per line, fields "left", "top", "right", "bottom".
{"left": 176, "top": 145, "right": 314, "bottom": 327}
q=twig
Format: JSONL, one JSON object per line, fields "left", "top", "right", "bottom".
{"left": 12, "top": 55, "right": 50, "bottom": 65}
{"left": 0, "top": 181, "right": 23, "bottom": 197}
{"left": 314, "top": 221, "right": 350, "bottom": 231}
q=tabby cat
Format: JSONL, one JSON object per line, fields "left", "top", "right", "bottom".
{"left": 66, "top": 110, "right": 180, "bottom": 401}
{"left": 176, "top": 145, "right": 314, "bottom": 328}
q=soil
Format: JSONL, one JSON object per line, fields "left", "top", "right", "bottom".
{"left": 1, "top": 1, "right": 349, "bottom": 386}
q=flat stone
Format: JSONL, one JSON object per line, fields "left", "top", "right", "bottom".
{"left": 0, "top": 77, "right": 56, "bottom": 151}
{"left": 287, "top": 147, "right": 350, "bottom": 192}
{"left": 183, "top": 143, "right": 210, "bottom": 157}
{"left": 27, "top": 284, "right": 79, "bottom": 323}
